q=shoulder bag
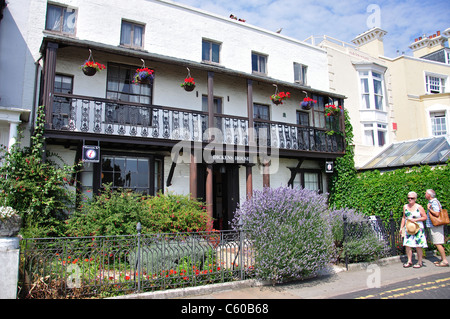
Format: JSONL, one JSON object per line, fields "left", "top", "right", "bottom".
{"left": 429, "top": 200, "right": 450, "bottom": 226}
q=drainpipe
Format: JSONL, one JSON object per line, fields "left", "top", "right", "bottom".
{"left": 31, "top": 55, "right": 43, "bottom": 134}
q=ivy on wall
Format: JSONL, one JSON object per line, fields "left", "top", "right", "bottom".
{"left": 329, "top": 109, "right": 450, "bottom": 221}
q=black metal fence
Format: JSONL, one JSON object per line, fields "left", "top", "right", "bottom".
{"left": 342, "top": 212, "right": 449, "bottom": 269}
{"left": 18, "top": 226, "right": 254, "bottom": 299}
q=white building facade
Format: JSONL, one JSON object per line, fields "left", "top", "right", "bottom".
{"left": 2, "top": 0, "right": 346, "bottom": 229}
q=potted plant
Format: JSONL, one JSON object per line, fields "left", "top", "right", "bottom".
{"left": 0, "top": 206, "right": 21, "bottom": 237}
{"left": 270, "top": 91, "right": 291, "bottom": 105}
{"left": 133, "top": 67, "right": 155, "bottom": 84}
{"left": 301, "top": 97, "right": 317, "bottom": 110}
{"left": 80, "top": 50, "right": 106, "bottom": 76}
{"left": 181, "top": 77, "right": 196, "bottom": 92}
{"left": 324, "top": 104, "right": 342, "bottom": 117}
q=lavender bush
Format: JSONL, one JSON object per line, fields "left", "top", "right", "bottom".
{"left": 232, "top": 187, "right": 333, "bottom": 283}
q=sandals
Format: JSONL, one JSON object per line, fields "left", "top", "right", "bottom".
{"left": 403, "top": 262, "right": 412, "bottom": 268}
{"left": 403, "top": 262, "right": 423, "bottom": 268}
{"left": 413, "top": 263, "right": 423, "bottom": 268}
{"left": 436, "top": 261, "right": 449, "bottom": 267}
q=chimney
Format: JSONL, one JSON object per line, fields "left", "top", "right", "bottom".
{"left": 409, "top": 28, "right": 449, "bottom": 58}
{"left": 351, "top": 27, "right": 388, "bottom": 57}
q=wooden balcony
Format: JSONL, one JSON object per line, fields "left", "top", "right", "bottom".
{"left": 47, "top": 93, "right": 345, "bottom": 154}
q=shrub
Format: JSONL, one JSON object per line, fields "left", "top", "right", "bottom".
{"left": 66, "top": 188, "right": 211, "bottom": 236}
{"left": 65, "top": 184, "right": 145, "bottom": 237}
{"left": 0, "top": 105, "right": 80, "bottom": 237}
{"left": 328, "top": 208, "right": 389, "bottom": 263}
{"left": 232, "top": 186, "right": 333, "bottom": 283}
{"left": 139, "top": 192, "right": 210, "bottom": 233}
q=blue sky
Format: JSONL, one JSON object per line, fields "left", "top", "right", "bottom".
{"left": 173, "top": 0, "right": 449, "bottom": 57}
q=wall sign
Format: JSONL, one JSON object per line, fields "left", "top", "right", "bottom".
{"left": 82, "top": 145, "right": 100, "bottom": 163}
{"left": 325, "top": 161, "right": 334, "bottom": 173}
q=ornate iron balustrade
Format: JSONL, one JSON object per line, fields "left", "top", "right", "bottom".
{"left": 50, "top": 93, "right": 344, "bottom": 153}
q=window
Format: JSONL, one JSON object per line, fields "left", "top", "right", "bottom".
{"left": 252, "top": 52, "right": 267, "bottom": 74}
{"left": 296, "top": 111, "right": 309, "bottom": 126}
{"left": 431, "top": 111, "right": 447, "bottom": 136}
{"left": 52, "top": 74, "right": 73, "bottom": 129}
{"left": 120, "top": 21, "right": 144, "bottom": 49}
{"left": 292, "top": 170, "right": 322, "bottom": 192}
{"left": 364, "top": 123, "right": 387, "bottom": 147}
{"left": 202, "top": 40, "right": 220, "bottom": 63}
{"left": 359, "top": 71, "right": 385, "bottom": 110}
{"left": 253, "top": 104, "right": 269, "bottom": 120}
{"left": 294, "top": 63, "right": 307, "bottom": 85}
{"left": 101, "top": 155, "right": 163, "bottom": 195}
{"left": 312, "top": 94, "right": 326, "bottom": 128}
{"left": 45, "top": 4, "right": 76, "bottom": 34}
{"left": 107, "top": 63, "right": 152, "bottom": 104}
{"left": 426, "top": 75, "right": 446, "bottom": 94}
{"left": 202, "top": 95, "right": 223, "bottom": 113}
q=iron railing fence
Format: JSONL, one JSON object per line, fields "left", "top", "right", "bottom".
{"left": 342, "top": 213, "right": 450, "bottom": 269}
{"left": 18, "top": 227, "right": 255, "bottom": 299}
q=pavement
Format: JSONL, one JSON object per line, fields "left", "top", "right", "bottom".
{"left": 114, "top": 252, "right": 450, "bottom": 300}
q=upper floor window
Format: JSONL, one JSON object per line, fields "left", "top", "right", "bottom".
{"left": 359, "top": 70, "right": 385, "bottom": 110}
{"left": 296, "top": 111, "right": 309, "bottom": 126}
{"left": 364, "top": 123, "right": 387, "bottom": 147}
{"left": 120, "top": 20, "right": 144, "bottom": 49}
{"left": 202, "top": 40, "right": 220, "bottom": 64}
{"left": 202, "top": 95, "right": 223, "bottom": 113}
{"left": 252, "top": 52, "right": 267, "bottom": 75}
{"left": 294, "top": 63, "right": 307, "bottom": 85}
{"left": 253, "top": 103, "right": 270, "bottom": 120}
{"left": 430, "top": 111, "right": 447, "bottom": 136}
{"left": 426, "top": 74, "right": 446, "bottom": 94}
{"left": 107, "top": 63, "right": 152, "bottom": 104}
{"left": 45, "top": 4, "right": 77, "bottom": 34}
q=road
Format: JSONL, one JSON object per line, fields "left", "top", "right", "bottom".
{"left": 332, "top": 271, "right": 450, "bottom": 299}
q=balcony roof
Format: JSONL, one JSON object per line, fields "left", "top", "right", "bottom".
{"left": 40, "top": 33, "right": 346, "bottom": 100}
{"left": 360, "top": 136, "right": 450, "bottom": 171}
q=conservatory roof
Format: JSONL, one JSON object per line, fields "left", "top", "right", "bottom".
{"left": 360, "top": 136, "right": 450, "bottom": 170}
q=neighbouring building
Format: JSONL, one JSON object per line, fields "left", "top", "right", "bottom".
{"left": 1, "top": 0, "right": 346, "bottom": 229}
{"left": 308, "top": 27, "right": 450, "bottom": 170}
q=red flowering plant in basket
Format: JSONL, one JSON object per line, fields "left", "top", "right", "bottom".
{"left": 270, "top": 91, "right": 291, "bottom": 105}
{"left": 181, "top": 77, "right": 196, "bottom": 91}
{"left": 300, "top": 97, "right": 317, "bottom": 110}
{"left": 324, "top": 103, "right": 342, "bottom": 117}
{"left": 81, "top": 60, "right": 106, "bottom": 72}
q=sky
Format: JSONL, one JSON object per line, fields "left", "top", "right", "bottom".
{"left": 172, "top": 0, "right": 450, "bottom": 58}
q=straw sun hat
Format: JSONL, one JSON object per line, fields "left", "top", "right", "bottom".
{"left": 406, "top": 219, "right": 420, "bottom": 235}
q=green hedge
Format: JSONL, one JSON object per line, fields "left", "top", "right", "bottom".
{"left": 329, "top": 110, "right": 450, "bottom": 221}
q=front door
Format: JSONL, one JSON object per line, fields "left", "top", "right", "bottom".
{"left": 197, "top": 164, "right": 240, "bottom": 230}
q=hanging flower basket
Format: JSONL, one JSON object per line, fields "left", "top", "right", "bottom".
{"left": 133, "top": 67, "right": 155, "bottom": 84}
{"left": 181, "top": 68, "right": 195, "bottom": 92}
{"left": 324, "top": 104, "right": 342, "bottom": 117}
{"left": 80, "top": 50, "right": 105, "bottom": 76}
{"left": 270, "top": 85, "right": 290, "bottom": 105}
{"left": 300, "top": 97, "right": 317, "bottom": 110}
{"left": 133, "top": 59, "right": 154, "bottom": 85}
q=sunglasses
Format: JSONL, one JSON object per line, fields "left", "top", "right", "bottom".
{"left": 407, "top": 197, "right": 416, "bottom": 200}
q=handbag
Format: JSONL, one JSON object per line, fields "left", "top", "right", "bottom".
{"left": 429, "top": 201, "right": 450, "bottom": 226}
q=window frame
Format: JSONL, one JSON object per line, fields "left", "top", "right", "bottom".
{"left": 45, "top": 3, "right": 77, "bottom": 35}
{"left": 294, "top": 62, "right": 308, "bottom": 85}
{"left": 358, "top": 70, "right": 386, "bottom": 111}
{"left": 430, "top": 111, "right": 448, "bottom": 136}
{"left": 120, "top": 20, "right": 145, "bottom": 49}
{"left": 290, "top": 169, "right": 323, "bottom": 193}
{"left": 363, "top": 122, "right": 387, "bottom": 147}
{"left": 202, "top": 39, "right": 221, "bottom": 64}
{"left": 251, "top": 52, "right": 268, "bottom": 75}
{"left": 425, "top": 73, "right": 446, "bottom": 94}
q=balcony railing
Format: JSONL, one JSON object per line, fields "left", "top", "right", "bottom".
{"left": 49, "top": 93, "right": 344, "bottom": 153}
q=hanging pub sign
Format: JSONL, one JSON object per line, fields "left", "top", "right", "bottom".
{"left": 82, "top": 145, "right": 100, "bottom": 163}
{"left": 325, "top": 161, "right": 334, "bottom": 173}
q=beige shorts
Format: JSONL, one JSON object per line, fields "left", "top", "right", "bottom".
{"left": 429, "top": 225, "right": 445, "bottom": 245}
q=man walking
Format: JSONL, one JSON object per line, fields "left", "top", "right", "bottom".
{"left": 425, "top": 189, "right": 449, "bottom": 267}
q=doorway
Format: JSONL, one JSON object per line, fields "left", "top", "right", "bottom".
{"left": 197, "top": 164, "right": 240, "bottom": 230}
